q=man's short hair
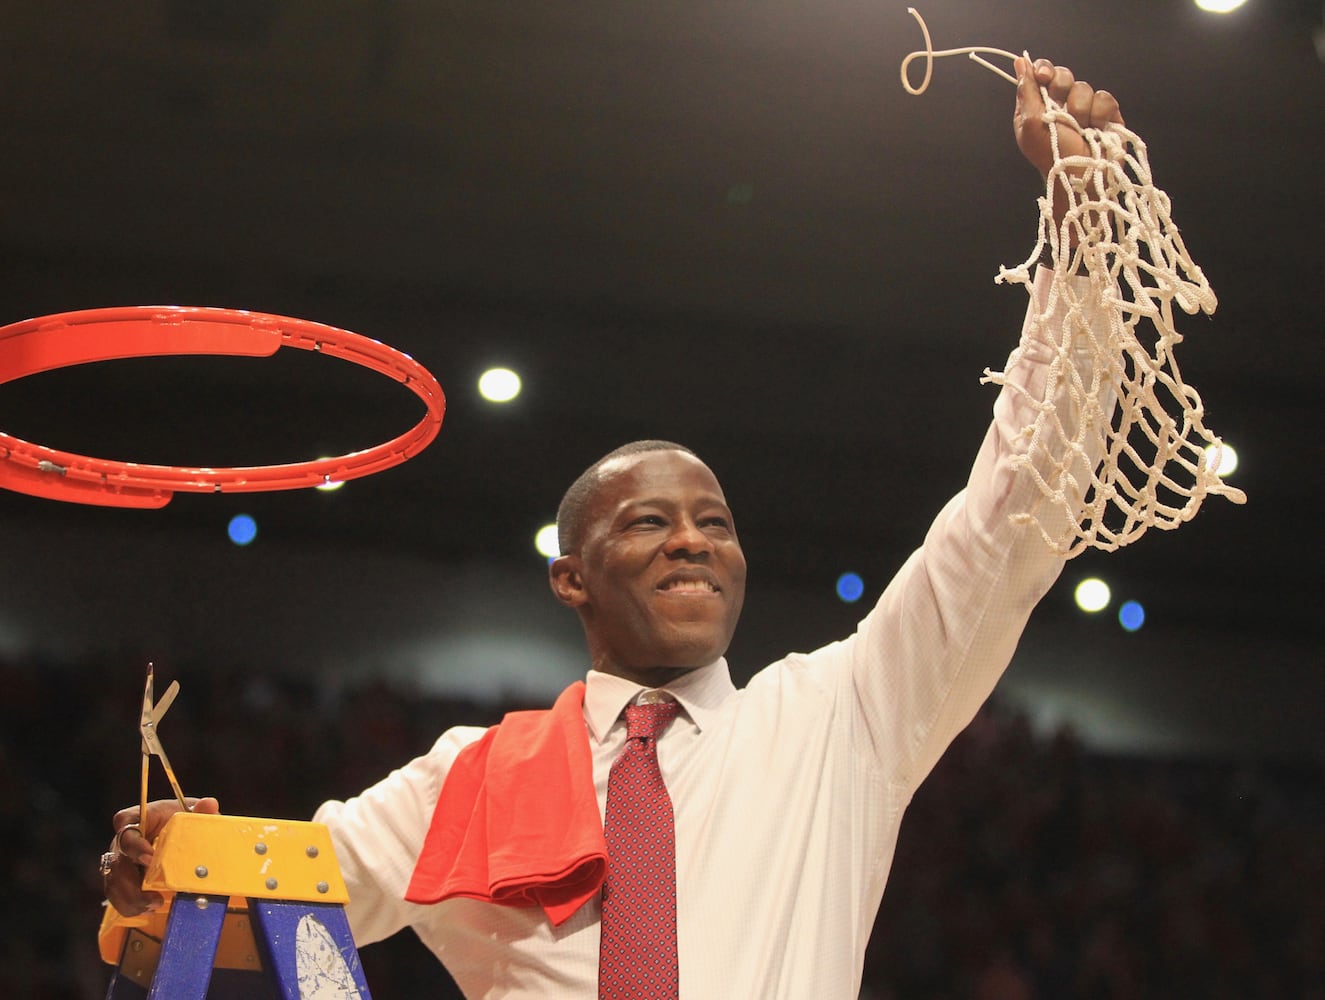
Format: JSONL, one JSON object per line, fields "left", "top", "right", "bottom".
{"left": 556, "top": 440, "right": 697, "bottom": 556}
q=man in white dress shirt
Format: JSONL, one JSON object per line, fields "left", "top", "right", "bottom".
{"left": 107, "top": 56, "right": 1127, "bottom": 997}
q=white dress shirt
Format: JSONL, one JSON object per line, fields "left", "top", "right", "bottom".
{"left": 314, "top": 269, "right": 1106, "bottom": 998}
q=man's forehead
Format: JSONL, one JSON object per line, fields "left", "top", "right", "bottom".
{"left": 593, "top": 449, "right": 727, "bottom": 505}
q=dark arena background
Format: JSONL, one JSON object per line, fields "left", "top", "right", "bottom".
{"left": 1, "top": 2, "right": 1321, "bottom": 997}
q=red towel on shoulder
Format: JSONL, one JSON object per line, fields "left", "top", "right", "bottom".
{"left": 404, "top": 681, "right": 605, "bottom": 925}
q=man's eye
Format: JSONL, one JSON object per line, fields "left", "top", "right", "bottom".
{"left": 632, "top": 515, "right": 665, "bottom": 527}
{"left": 701, "top": 517, "right": 730, "bottom": 530}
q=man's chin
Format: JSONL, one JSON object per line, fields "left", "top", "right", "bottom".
{"left": 626, "top": 638, "right": 727, "bottom": 681}
{"left": 652, "top": 640, "right": 728, "bottom": 674}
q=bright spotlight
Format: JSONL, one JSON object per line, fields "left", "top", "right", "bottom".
{"left": 1204, "top": 442, "right": 1239, "bottom": 477}
{"left": 479, "top": 367, "right": 522, "bottom": 403}
{"left": 1074, "top": 577, "right": 1111, "bottom": 613}
{"left": 535, "top": 523, "right": 560, "bottom": 559}
{"left": 314, "top": 460, "right": 346, "bottom": 491}
{"left": 1195, "top": 0, "right": 1247, "bottom": 11}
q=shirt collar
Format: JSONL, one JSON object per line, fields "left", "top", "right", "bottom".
{"left": 583, "top": 658, "right": 736, "bottom": 744}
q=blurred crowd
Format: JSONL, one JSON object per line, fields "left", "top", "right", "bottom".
{"left": 2, "top": 655, "right": 1320, "bottom": 999}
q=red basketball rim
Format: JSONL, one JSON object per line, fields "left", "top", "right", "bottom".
{"left": 0, "top": 306, "right": 446, "bottom": 508}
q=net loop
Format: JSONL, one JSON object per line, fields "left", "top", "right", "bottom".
{"left": 900, "top": 7, "right": 1019, "bottom": 95}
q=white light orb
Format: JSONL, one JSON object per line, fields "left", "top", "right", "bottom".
{"left": 1074, "top": 577, "right": 1111, "bottom": 613}
{"left": 1195, "top": 0, "right": 1247, "bottom": 12}
{"left": 479, "top": 367, "right": 522, "bottom": 403}
{"left": 535, "top": 523, "right": 560, "bottom": 559}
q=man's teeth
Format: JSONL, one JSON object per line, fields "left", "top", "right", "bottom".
{"left": 661, "top": 580, "right": 716, "bottom": 593}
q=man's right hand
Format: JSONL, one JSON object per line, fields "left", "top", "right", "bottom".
{"left": 104, "top": 796, "right": 220, "bottom": 915}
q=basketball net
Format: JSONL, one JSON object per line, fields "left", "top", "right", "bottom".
{"left": 902, "top": 9, "right": 1246, "bottom": 557}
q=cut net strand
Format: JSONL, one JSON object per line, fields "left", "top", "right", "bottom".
{"left": 900, "top": 8, "right": 1021, "bottom": 95}
{"left": 902, "top": 8, "right": 1245, "bottom": 558}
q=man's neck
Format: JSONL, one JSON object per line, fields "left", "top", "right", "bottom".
{"left": 598, "top": 663, "right": 702, "bottom": 690}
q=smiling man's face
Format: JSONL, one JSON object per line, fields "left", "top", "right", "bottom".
{"left": 550, "top": 448, "right": 747, "bottom": 688}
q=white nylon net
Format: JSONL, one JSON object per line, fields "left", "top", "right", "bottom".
{"left": 901, "top": 10, "right": 1246, "bottom": 557}
{"left": 987, "top": 108, "right": 1246, "bottom": 556}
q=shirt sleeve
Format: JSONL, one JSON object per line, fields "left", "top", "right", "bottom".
{"left": 822, "top": 267, "right": 1113, "bottom": 793}
{"left": 313, "top": 725, "right": 488, "bottom": 946}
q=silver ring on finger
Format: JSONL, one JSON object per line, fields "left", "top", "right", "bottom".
{"left": 113, "top": 822, "right": 142, "bottom": 856}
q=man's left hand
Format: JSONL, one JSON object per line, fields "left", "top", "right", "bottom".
{"left": 1014, "top": 56, "right": 1125, "bottom": 180}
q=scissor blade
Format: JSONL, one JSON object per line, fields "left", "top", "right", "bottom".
{"left": 139, "top": 665, "right": 156, "bottom": 753}
{"left": 151, "top": 680, "right": 180, "bottom": 725}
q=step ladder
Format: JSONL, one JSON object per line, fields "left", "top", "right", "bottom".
{"left": 100, "top": 812, "right": 372, "bottom": 999}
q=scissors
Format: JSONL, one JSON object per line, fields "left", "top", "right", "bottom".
{"left": 139, "top": 662, "right": 188, "bottom": 821}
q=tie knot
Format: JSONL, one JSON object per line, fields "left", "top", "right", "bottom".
{"left": 623, "top": 699, "right": 679, "bottom": 740}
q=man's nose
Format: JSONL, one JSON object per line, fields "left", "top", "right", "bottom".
{"left": 663, "top": 517, "right": 712, "bottom": 556}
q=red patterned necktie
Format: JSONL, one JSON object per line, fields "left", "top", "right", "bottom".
{"left": 598, "top": 698, "right": 681, "bottom": 999}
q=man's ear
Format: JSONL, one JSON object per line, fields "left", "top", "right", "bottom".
{"left": 549, "top": 554, "right": 588, "bottom": 608}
